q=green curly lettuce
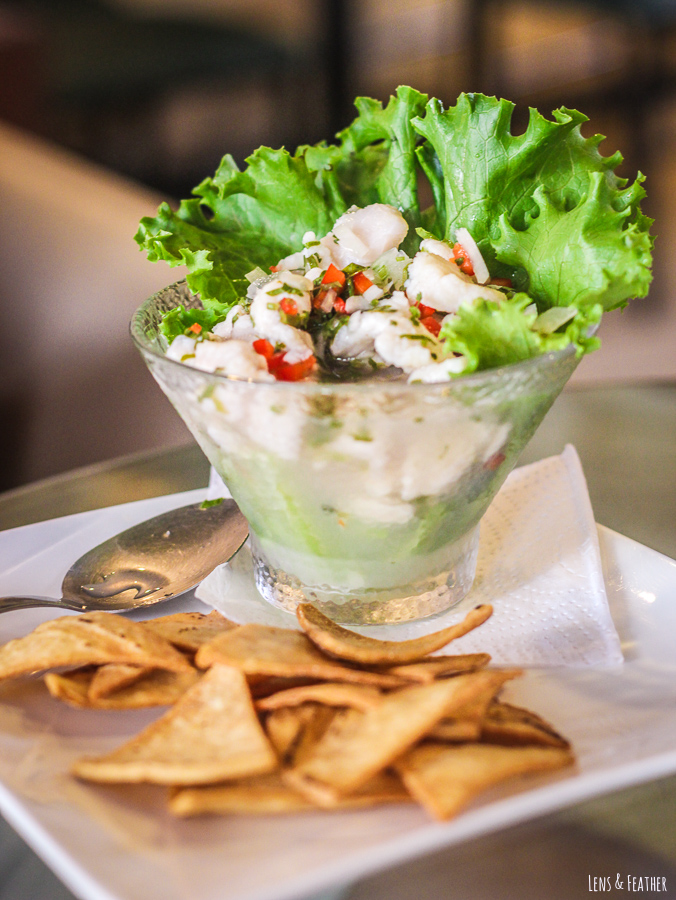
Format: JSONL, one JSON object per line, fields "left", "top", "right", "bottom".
{"left": 136, "top": 87, "right": 653, "bottom": 370}
{"left": 331, "top": 85, "right": 428, "bottom": 254}
{"left": 493, "top": 175, "right": 653, "bottom": 311}
{"left": 440, "top": 293, "right": 602, "bottom": 373}
{"left": 158, "top": 305, "right": 226, "bottom": 343}
{"left": 135, "top": 147, "right": 345, "bottom": 311}
{"left": 411, "top": 93, "right": 653, "bottom": 310}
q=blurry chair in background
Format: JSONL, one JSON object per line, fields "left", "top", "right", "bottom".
{"left": 4, "top": 0, "right": 342, "bottom": 196}
{"left": 0, "top": 121, "right": 189, "bottom": 492}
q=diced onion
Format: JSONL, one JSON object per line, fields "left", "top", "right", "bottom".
{"left": 245, "top": 266, "right": 267, "bottom": 283}
{"left": 455, "top": 228, "right": 490, "bottom": 284}
{"left": 364, "top": 284, "right": 384, "bottom": 303}
{"left": 534, "top": 306, "right": 578, "bottom": 334}
{"left": 320, "top": 288, "right": 337, "bottom": 313}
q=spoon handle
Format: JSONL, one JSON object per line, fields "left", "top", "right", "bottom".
{"left": 0, "top": 596, "right": 86, "bottom": 614}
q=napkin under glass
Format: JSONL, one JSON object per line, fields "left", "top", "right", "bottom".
{"left": 197, "top": 444, "right": 623, "bottom": 667}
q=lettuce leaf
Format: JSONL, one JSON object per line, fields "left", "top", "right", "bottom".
{"left": 333, "top": 85, "right": 428, "bottom": 255}
{"left": 136, "top": 86, "right": 652, "bottom": 369}
{"left": 440, "top": 293, "right": 602, "bottom": 373}
{"left": 494, "top": 175, "right": 653, "bottom": 311}
{"left": 136, "top": 86, "right": 429, "bottom": 307}
{"left": 412, "top": 93, "right": 653, "bottom": 308}
{"left": 158, "top": 305, "right": 225, "bottom": 343}
{"left": 135, "top": 147, "right": 345, "bottom": 310}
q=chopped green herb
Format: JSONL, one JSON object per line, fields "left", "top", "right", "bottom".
{"left": 200, "top": 498, "right": 224, "bottom": 509}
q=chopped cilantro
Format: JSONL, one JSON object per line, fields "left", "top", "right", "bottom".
{"left": 200, "top": 498, "right": 224, "bottom": 509}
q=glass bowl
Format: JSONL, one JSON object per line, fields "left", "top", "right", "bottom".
{"left": 131, "top": 281, "right": 581, "bottom": 625}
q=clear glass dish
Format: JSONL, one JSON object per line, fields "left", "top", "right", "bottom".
{"left": 131, "top": 281, "right": 581, "bottom": 624}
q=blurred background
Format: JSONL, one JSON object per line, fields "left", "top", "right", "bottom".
{"left": 0, "top": 0, "right": 674, "bottom": 494}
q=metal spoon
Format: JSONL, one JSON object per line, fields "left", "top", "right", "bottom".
{"left": 0, "top": 500, "right": 248, "bottom": 614}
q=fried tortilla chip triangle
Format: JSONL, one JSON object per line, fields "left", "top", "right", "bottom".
{"left": 195, "top": 624, "right": 406, "bottom": 688}
{"left": 256, "top": 682, "right": 382, "bottom": 712}
{"left": 46, "top": 668, "right": 201, "bottom": 709}
{"left": 0, "top": 611, "right": 191, "bottom": 681}
{"left": 143, "top": 611, "right": 237, "bottom": 653}
{"left": 284, "top": 669, "right": 508, "bottom": 803}
{"left": 296, "top": 603, "right": 493, "bottom": 665}
{"left": 396, "top": 742, "right": 574, "bottom": 820}
{"left": 72, "top": 664, "right": 277, "bottom": 784}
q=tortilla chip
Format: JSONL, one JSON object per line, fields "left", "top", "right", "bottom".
{"left": 169, "top": 773, "right": 315, "bottom": 816}
{"left": 88, "top": 664, "right": 149, "bottom": 700}
{"left": 264, "top": 706, "right": 318, "bottom": 761}
{"left": 284, "top": 670, "right": 502, "bottom": 804}
{"left": 482, "top": 701, "right": 570, "bottom": 749}
{"left": 195, "top": 625, "right": 407, "bottom": 688}
{"left": 44, "top": 669, "right": 95, "bottom": 707}
{"left": 384, "top": 653, "right": 492, "bottom": 683}
{"left": 72, "top": 664, "right": 276, "bottom": 784}
{"left": 429, "top": 669, "right": 521, "bottom": 742}
{"left": 396, "top": 742, "right": 574, "bottom": 820}
{"left": 287, "top": 703, "right": 337, "bottom": 767}
{"left": 256, "top": 682, "right": 382, "bottom": 713}
{"left": 143, "top": 611, "right": 237, "bottom": 653}
{"left": 429, "top": 719, "right": 482, "bottom": 742}
{"left": 295, "top": 603, "right": 493, "bottom": 665}
{"left": 46, "top": 668, "right": 201, "bottom": 709}
{"left": 0, "top": 612, "right": 192, "bottom": 682}
{"left": 169, "top": 769, "right": 410, "bottom": 817}
{"left": 248, "top": 676, "right": 320, "bottom": 700}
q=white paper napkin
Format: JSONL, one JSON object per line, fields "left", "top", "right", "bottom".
{"left": 196, "top": 445, "right": 623, "bottom": 667}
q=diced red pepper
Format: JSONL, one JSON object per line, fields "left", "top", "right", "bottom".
{"left": 321, "top": 264, "right": 346, "bottom": 290}
{"left": 270, "top": 264, "right": 280, "bottom": 272}
{"left": 421, "top": 316, "right": 441, "bottom": 337}
{"left": 490, "top": 278, "right": 513, "bottom": 288}
{"left": 415, "top": 301, "right": 437, "bottom": 318}
{"left": 485, "top": 452, "right": 506, "bottom": 470}
{"left": 252, "top": 338, "right": 275, "bottom": 360}
{"left": 452, "top": 242, "right": 474, "bottom": 276}
{"left": 352, "top": 272, "right": 374, "bottom": 295}
{"left": 273, "top": 354, "right": 316, "bottom": 382}
{"left": 333, "top": 297, "right": 347, "bottom": 315}
{"left": 279, "top": 297, "right": 299, "bottom": 317}
{"left": 188, "top": 322, "right": 202, "bottom": 335}
{"left": 254, "top": 340, "right": 315, "bottom": 380}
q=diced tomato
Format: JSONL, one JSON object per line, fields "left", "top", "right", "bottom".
{"left": 252, "top": 338, "right": 275, "bottom": 360}
{"left": 352, "top": 272, "right": 373, "bottom": 294}
{"left": 254, "top": 341, "right": 315, "bottom": 380}
{"left": 452, "top": 242, "right": 474, "bottom": 276}
{"left": 415, "top": 301, "right": 437, "bottom": 318}
{"left": 279, "top": 297, "right": 299, "bottom": 316}
{"left": 333, "top": 297, "right": 347, "bottom": 315}
{"left": 270, "top": 265, "right": 280, "bottom": 272}
{"left": 421, "top": 316, "right": 441, "bottom": 337}
{"left": 490, "top": 278, "right": 513, "bottom": 288}
{"left": 485, "top": 452, "right": 506, "bottom": 470}
{"left": 267, "top": 352, "right": 286, "bottom": 372}
{"left": 321, "top": 264, "right": 346, "bottom": 290}
{"left": 273, "top": 354, "right": 316, "bottom": 382}
{"left": 188, "top": 322, "right": 202, "bottom": 335}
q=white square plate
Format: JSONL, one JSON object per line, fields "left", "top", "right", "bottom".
{"left": 0, "top": 490, "right": 675, "bottom": 900}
